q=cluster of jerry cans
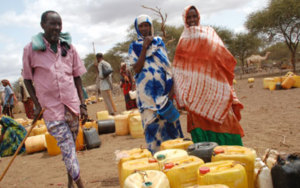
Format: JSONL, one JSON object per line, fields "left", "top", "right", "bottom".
{"left": 118, "top": 138, "right": 280, "bottom": 188}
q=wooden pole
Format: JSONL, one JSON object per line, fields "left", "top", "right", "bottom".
{"left": 0, "top": 109, "right": 45, "bottom": 181}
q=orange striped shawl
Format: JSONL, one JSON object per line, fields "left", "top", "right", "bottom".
{"left": 173, "top": 24, "right": 237, "bottom": 124}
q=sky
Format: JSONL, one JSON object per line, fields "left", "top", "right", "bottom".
{"left": 0, "top": 0, "right": 269, "bottom": 84}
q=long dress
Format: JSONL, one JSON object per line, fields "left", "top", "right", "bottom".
{"left": 173, "top": 6, "right": 244, "bottom": 145}
{"left": 120, "top": 67, "right": 137, "bottom": 110}
{"left": 0, "top": 116, "right": 27, "bottom": 157}
{"left": 128, "top": 15, "right": 183, "bottom": 153}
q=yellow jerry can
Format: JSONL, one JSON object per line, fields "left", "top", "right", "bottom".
{"left": 211, "top": 146, "right": 256, "bottom": 188}
{"left": 117, "top": 148, "right": 152, "bottom": 187}
{"left": 154, "top": 149, "right": 188, "bottom": 165}
{"left": 124, "top": 170, "right": 170, "bottom": 188}
{"left": 96, "top": 111, "right": 109, "bottom": 120}
{"left": 160, "top": 138, "right": 193, "bottom": 151}
{"left": 197, "top": 160, "right": 248, "bottom": 188}
{"left": 120, "top": 158, "right": 160, "bottom": 188}
{"left": 25, "top": 134, "right": 46, "bottom": 154}
{"left": 45, "top": 132, "right": 61, "bottom": 156}
{"left": 128, "top": 115, "right": 144, "bottom": 138}
{"left": 163, "top": 156, "right": 204, "bottom": 188}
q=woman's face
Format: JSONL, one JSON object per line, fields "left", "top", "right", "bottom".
{"left": 186, "top": 8, "right": 198, "bottom": 27}
{"left": 138, "top": 22, "right": 151, "bottom": 37}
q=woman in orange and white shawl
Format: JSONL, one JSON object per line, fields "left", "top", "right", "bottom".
{"left": 173, "top": 5, "right": 244, "bottom": 145}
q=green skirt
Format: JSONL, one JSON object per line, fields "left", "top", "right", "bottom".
{"left": 191, "top": 128, "right": 243, "bottom": 146}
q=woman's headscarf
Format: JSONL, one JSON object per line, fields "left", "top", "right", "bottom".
{"left": 1, "top": 79, "right": 18, "bottom": 104}
{"left": 120, "top": 62, "right": 129, "bottom": 82}
{"left": 134, "top": 14, "right": 154, "bottom": 41}
{"left": 173, "top": 5, "right": 238, "bottom": 124}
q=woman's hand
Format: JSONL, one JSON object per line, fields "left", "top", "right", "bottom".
{"left": 143, "top": 36, "right": 153, "bottom": 49}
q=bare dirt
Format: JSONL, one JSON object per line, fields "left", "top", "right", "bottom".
{"left": 0, "top": 76, "right": 299, "bottom": 188}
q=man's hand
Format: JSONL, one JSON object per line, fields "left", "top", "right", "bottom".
{"left": 80, "top": 104, "right": 88, "bottom": 123}
{"left": 34, "top": 104, "right": 43, "bottom": 120}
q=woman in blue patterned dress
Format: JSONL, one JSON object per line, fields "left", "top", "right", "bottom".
{"left": 0, "top": 116, "right": 27, "bottom": 157}
{"left": 128, "top": 15, "right": 183, "bottom": 154}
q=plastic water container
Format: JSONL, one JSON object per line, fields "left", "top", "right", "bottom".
{"left": 163, "top": 156, "right": 204, "bottom": 188}
{"left": 32, "top": 125, "right": 47, "bottom": 136}
{"left": 271, "top": 154, "right": 300, "bottom": 188}
{"left": 248, "top": 78, "right": 254, "bottom": 83}
{"left": 268, "top": 81, "right": 277, "bottom": 91}
{"left": 293, "top": 75, "right": 300, "bottom": 88}
{"left": 97, "top": 111, "right": 109, "bottom": 120}
{"left": 157, "top": 100, "right": 180, "bottom": 123}
{"left": 160, "top": 138, "right": 193, "bottom": 151}
{"left": 117, "top": 148, "right": 152, "bottom": 186}
{"left": 128, "top": 115, "right": 144, "bottom": 138}
{"left": 83, "top": 121, "right": 98, "bottom": 133}
{"left": 75, "top": 126, "right": 84, "bottom": 151}
{"left": 83, "top": 127, "right": 101, "bottom": 149}
{"left": 124, "top": 170, "right": 170, "bottom": 188}
{"left": 186, "top": 185, "right": 229, "bottom": 188}
{"left": 281, "top": 75, "right": 296, "bottom": 89}
{"left": 197, "top": 160, "right": 248, "bottom": 188}
{"left": 263, "top": 78, "right": 275, "bottom": 89}
{"left": 211, "top": 146, "right": 256, "bottom": 188}
{"left": 115, "top": 114, "right": 129, "bottom": 136}
{"left": 97, "top": 119, "right": 115, "bottom": 134}
{"left": 120, "top": 158, "right": 160, "bottom": 188}
{"left": 254, "top": 158, "right": 273, "bottom": 188}
{"left": 45, "top": 132, "right": 61, "bottom": 156}
{"left": 187, "top": 142, "right": 218, "bottom": 162}
{"left": 154, "top": 149, "right": 188, "bottom": 165}
{"left": 25, "top": 134, "right": 46, "bottom": 154}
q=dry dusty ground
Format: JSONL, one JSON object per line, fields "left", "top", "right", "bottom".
{"left": 0, "top": 75, "right": 299, "bottom": 188}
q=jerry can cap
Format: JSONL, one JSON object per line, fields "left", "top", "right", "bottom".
{"left": 164, "top": 162, "right": 175, "bottom": 170}
{"left": 143, "top": 181, "right": 153, "bottom": 187}
{"left": 214, "top": 148, "right": 225, "bottom": 154}
{"left": 199, "top": 166, "right": 210, "bottom": 174}
{"left": 157, "top": 154, "right": 166, "bottom": 160}
{"left": 148, "top": 158, "right": 157, "bottom": 163}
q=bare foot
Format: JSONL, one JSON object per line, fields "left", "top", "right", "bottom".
{"left": 68, "top": 173, "right": 74, "bottom": 188}
{"left": 75, "top": 177, "right": 84, "bottom": 188}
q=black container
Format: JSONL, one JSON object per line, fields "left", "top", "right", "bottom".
{"left": 187, "top": 142, "right": 218, "bottom": 162}
{"left": 83, "top": 127, "right": 101, "bottom": 149}
{"left": 271, "top": 154, "right": 300, "bottom": 188}
{"left": 97, "top": 119, "right": 115, "bottom": 134}
{"left": 275, "top": 82, "right": 282, "bottom": 90}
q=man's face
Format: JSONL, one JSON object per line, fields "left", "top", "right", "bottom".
{"left": 138, "top": 22, "right": 151, "bottom": 37}
{"left": 41, "top": 13, "right": 62, "bottom": 44}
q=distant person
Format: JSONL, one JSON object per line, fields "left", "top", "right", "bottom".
{"left": 95, "top": 53, "right": 117, "bottom": 115}
{"left": 173, "top": 6, "right": 244, "bottom": 145}
{"left": 19, "top": 76, "right": 34, "bottom": 119}
{"left": 1, "top": 79, "right": 16, "bottom": 118}
{"left": 119, "top": 62, "right": 137, "bottom": 110}
{"left": 128, "top": 15, "right": 183, "bottom": 154}
{"left": 22, "top": 10, "right": 87, "bottom": 188}
{"left": 0, "top": 116, "right": 27, "bottom": 157}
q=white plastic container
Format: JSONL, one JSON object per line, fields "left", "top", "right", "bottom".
{"left": 254, "top": 158, "right": 273, "bottom": 188}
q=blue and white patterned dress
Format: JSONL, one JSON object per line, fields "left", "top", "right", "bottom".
{"left": 128, "top": 15, "right": 183, "bottom": 153}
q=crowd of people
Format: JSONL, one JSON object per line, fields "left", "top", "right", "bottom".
{"left": 0, "top": 6, "right": 244, "bottom": 187}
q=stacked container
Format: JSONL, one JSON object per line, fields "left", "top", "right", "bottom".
{"left": 197, "top": 160, "right": 248, "bottom": 188}
{"left": 211, "top": 146, "right": 256, "bottom": 188}
{"left": 115, "top": 114, "right": 129, "bottom": 135}
{"left": 117, "top": 148, "right": 152, "bottom": 187}
{"left": 163, "top": 156, "right": 204, "bottom": 187}
{"left": 124, "top": 170, "right": 170, "bottom": 188}
{"left": 160, "top": 138, "right": 193, "bottom": 150}
{"left": 120, "top": 158, "right": 160, "bottom": 187}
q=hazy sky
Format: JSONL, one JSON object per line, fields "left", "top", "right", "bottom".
{"left": 0, "top": 0, "right": 269, "bottom": 83}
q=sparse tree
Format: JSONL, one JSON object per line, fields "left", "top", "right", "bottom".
{"left": 246, "top": 0, "right": 300, "bottom": 72}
